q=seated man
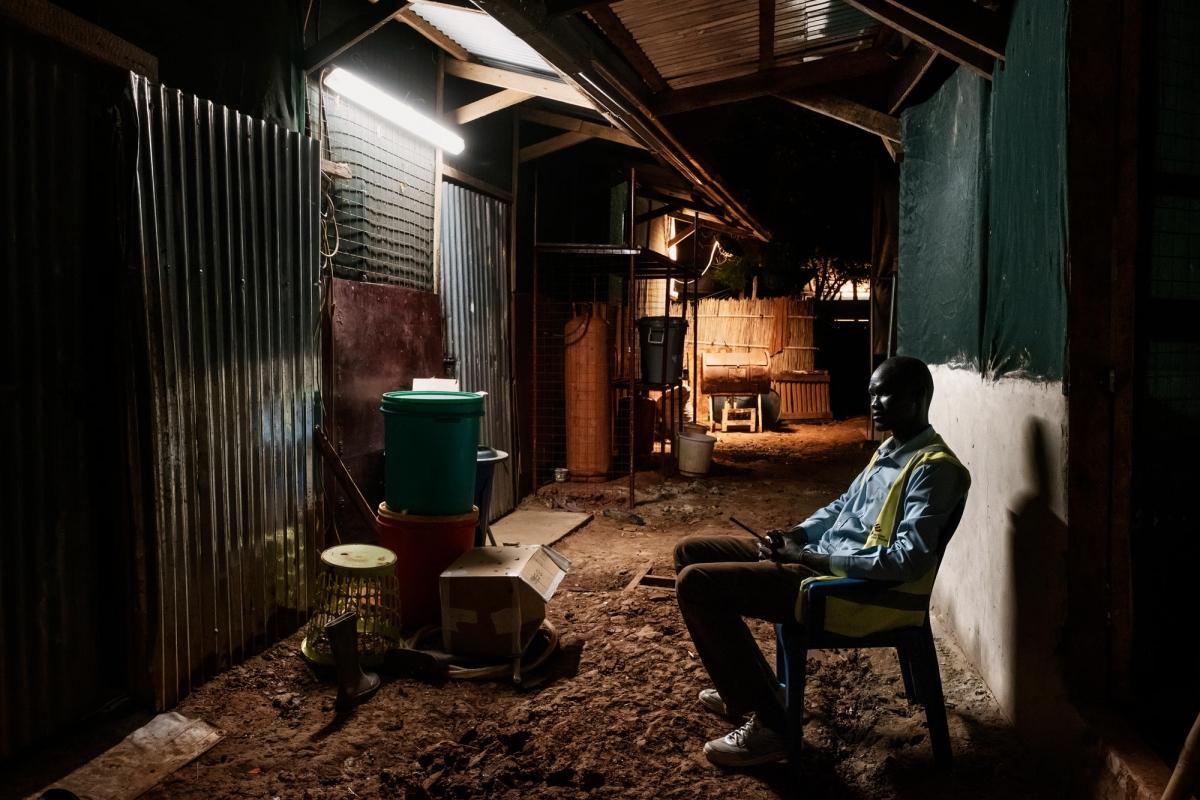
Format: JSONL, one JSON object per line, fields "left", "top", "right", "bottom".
{"left": 674, "top": 355, "right": 970, "bottom": 767}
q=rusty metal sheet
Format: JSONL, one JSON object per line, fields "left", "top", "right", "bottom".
{"left": 331, "top": 278, "right": 443, "bottom": 539}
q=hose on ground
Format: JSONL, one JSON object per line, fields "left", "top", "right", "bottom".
{"left": 404, "top": 620, "right": 560, "bottom": 681}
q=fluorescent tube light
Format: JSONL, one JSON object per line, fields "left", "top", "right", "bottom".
{"left": 323, "top": 67, "right": 465, "bottom": 155}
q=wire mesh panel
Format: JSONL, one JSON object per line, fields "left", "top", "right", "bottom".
{"left": 1150, "top": 195, "right": 1200, "bottom": 300}
{"left": 534, "top": 254, "right": 632, "bottom": 486}
{"left": 1134, "top": 0, "right": 1200, "bottom": 761}
{"left": 312, "top": 85, "right": 435, "bottom": 289}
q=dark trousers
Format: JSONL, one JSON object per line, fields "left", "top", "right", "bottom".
{"left": 674, "top": 535, "right": 813, "bottom": 733}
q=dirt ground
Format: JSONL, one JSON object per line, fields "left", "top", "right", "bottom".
{"left": 24, "top": 419, "right": 1060, "bottom": 799}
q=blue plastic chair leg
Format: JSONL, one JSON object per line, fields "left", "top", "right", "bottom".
{"left": 896, "top": 644, "right": 919, "bottom": 705}
{"left": 911, "top": 622, "right": 952, "bottom": 767}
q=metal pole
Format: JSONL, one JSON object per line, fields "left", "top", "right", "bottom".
{"left": 664, "top": 259, "right": 672, "bottom": 462}
{"left": 532, "top": 169, "right": 540, "bottom": 485}
{"left": 692, "top": 211, "right": 699, "bottom": 424}
{"left": 628, "top": 167, "right": 637, "bottom": 509}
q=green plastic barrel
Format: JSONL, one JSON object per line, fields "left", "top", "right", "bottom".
{"left": 381, "top": 391, "right": 485, "bottom": 516}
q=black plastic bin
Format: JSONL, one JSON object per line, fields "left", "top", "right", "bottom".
{"left": 474, "top": 446, "right": 509, "bottom": 546}
{"left": 636, "top": 316, "right": 688, "bottom": 386}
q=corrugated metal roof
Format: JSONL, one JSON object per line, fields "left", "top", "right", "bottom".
{"left": 609, "top": 0, "right": 879, "bottom": 89}
{"left": 410, "top": 1, "right": 557, "bottom": 75}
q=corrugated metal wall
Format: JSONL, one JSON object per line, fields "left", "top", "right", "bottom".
{"left": 130, "top": 75, "right": 322, "bottom": 708}
{"left": 440, "top": 183, "right": 515, "bottom": 520}
{"left": 1, "top": 20, "right": 134, "bottom": 759}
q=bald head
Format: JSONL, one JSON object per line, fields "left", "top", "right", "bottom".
{"left": 868, "top": 356, "right": 933, "bottom": 440}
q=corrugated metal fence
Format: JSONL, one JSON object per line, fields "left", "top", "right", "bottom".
{"left": 440, "top": 182, "right": 515, "bottom": 520}
{"left": 131, "top": 75, "right": 322, "bottom": 708}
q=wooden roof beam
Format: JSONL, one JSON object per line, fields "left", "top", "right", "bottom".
{"left": 396, "top": 7, "right": 470, "bottom": 61}
{"left": 881, "top": 0, "right": 1008, "bottom": 60}
{"left": 587, "top": 6, "right": 668, "bottom": 93}
{"left": 843, "top": 0, "right": 996, "bottom": 79}
{"left": 304, "top": 0, "right": 410, "bottom": 72}
{"left": 635, "top": 201, "right": 686, "bottom": 224}
{"left": 450, "top": 88, "right": 531, "bottom": 124}
{"left": 444, "top": 59, "right": 593, "bottom": 109}
{"left": 778, "top": 92, "right": 900, "bottom": 142}
{"left": 881, "top": 136, "right": 903, "bottom": 162}
{"left": 653, "top": 48, "right": 895, "bottom": 115}
{"left": 519, "top": 107, "right": 646, "bottom": 149}
{"left": 519, "top": 131, "right": 593, "bottom": 162}
{"left": 667, "top": 223, "right": 695, "bottom": 249}
{"left": 886, "top": 43, "right": 938, "bottom": 114}
{"left": 667, "top": 212, "right": 746, "bottom": 238}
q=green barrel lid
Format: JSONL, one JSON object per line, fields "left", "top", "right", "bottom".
{"left": 380, "top": 390, "right": 485, "bottom": 416}
{"left": 320, "top": 544, "right": 397, "bottom": 577}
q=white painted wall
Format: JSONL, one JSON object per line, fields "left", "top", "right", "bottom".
{"left": 927, "top": 365, "right": 1080, "bottom": 740}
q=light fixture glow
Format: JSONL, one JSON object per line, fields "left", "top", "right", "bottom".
{"left": 323, "top": 67, "right": 465, "bottom": 155}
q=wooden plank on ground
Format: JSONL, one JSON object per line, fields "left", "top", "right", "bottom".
{"left": 35, "top": 713, "right": 222, "bottom": 800}
{"left": 489, "top": 510, "right": 594, "bottom": 547}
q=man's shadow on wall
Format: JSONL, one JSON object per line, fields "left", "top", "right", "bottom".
{"left": 1006, "top": 417, "right": 1084, "bottom": 745}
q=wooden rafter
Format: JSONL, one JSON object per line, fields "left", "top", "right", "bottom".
{"left": 881, "top": 0, "right": 1007, "bottom": 60}
{"left": 881, "top": 137, "right": 903, "bottom": 162}
{"left": 304, "top": 0, "right": 410, "bottom": 72}
{"left": 887, "top": 43, "right": 939, "bottom": 114}
{"left": 1, "top": 0, "right": 158, "bottom": 78}
{"left": 470, "top": 0, "right": 772, "bottom": 240}
{"left": 667, "top": 223, "right": 695, "bottom": 249}
{"left": 450, "top": 88, "right": 531, "bottom": 124}
{"left": 759, "top": 0, "right": 775, "bottom": 70}
{"left": 778, "top": 92, "right": 900, "bottom": 142}
{"left": 654, "top": 48, "right": 895, "bottom": 115}
{"left": 444, "top": 59, "right": 593, "bottom": 109}
{"left": 519, "top": 107, "right": 646, "bottom": 149}
{"left": 442, "top": 164, "right": 514, "bottom": 202}
{"left": 637, "top": 188, "right": 722, "bottom": 218}
{"left": 843, "top": 0, "right": 996, "bottom": 79}
{"left": 587, "top": 6, "right": 668, "bottom": 93}
{"left": 519, "top": 131, "right": 592, "bottom": 162}
{"left": 635, "top": 201, "right": 686, "bottom": 224}
{"left": 396, "top": 7, "right": 470, "bottom": 61}
{"left": 667, "top": 212, "right": 745, "bottom": 238}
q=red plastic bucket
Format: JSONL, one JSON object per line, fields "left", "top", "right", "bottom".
{"left": 376, "top": 502, "right": 478, "bottom": 627}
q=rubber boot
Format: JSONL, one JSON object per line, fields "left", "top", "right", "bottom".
{"left": 325, "top": 611, "right": 380, "bottom": 712}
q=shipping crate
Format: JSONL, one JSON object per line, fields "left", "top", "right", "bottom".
{"left": 439, "top": 545, "right": 570, "bottom": 660}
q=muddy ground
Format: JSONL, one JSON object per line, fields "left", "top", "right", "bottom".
{"left": 22, "top": 420, "right": 1061, "bottom": 799}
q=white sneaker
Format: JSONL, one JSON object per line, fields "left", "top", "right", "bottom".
{"left": 698, "top": 686, "right": 786, "bottom": 719}
{"left": 703, "top": 714, "right": 788, "bottom": 767}
{"left": 698, "top": 688, "right": 733, "bottom": 718}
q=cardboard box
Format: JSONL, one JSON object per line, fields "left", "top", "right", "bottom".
{"left": 439, "top": 545, "right": 570, "bottom": 659}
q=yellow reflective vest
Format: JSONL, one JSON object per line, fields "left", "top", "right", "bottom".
{"left": 794, "top": 435, "right": 970, "bottom": 637}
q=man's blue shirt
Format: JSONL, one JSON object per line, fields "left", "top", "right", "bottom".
{"left": 793, "top": 425, "right": 969, "bottom": 582}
